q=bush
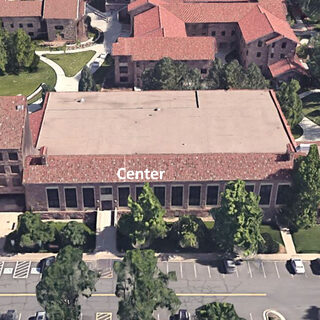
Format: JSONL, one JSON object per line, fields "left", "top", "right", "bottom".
{"left": 296, "top": 44, "right": 309, "bottom": 59}
{"left": 258, "top": 233, "right": 279, "bottom": 254}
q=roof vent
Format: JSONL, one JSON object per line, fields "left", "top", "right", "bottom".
{"left": 16, "top": 105, "right": 24, "bottom": 111}
{"left": 77, "top": 98, "right": 85, "bottom": 103}
{"left": 154, "top": 108, "right": 160, "bottom": 111}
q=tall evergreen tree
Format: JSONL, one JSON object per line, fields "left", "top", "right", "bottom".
{"left": 196, "top": 302, "right": 246, "bottom": 320}
{"left": 118, "top": 183, "right": 167, "bottom": 248}
{"left": 211, "top": 180, "right": 263, "bottom": 256}
{"left": 78, "top": 65, "right": 97, "bottom": 91}
{"left": 114, "top": 249, "right": 180, "bottom": 320}
{"left": 245, "top": 63, "right": 269, "bottom": 89}
{"left": 0, "top": 26, "right": 8, "bottom": 74}
{"left": 207, "top": 58, "right": 227, "bottom": 89}
{"left": 297, "top": 0, "right": 320, "bottom": 21}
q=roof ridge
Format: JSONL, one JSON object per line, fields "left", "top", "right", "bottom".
{"left": 257, "top": 5, "right": 275, "bottom": 33}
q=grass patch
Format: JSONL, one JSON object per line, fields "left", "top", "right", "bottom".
{"left": 204, "top": 221, "right": 214, "bottom": 229}
{"left": 302, "top": 93, "right": 320, "bottom": 126}
{"left": 291, "top": 124, "right": 303, "bottom": 139}
{"left": 93, "top": 55, "right": 114, "bottom": 89}
{"left": 292, "top": 226, "right": 320, "bottom": 253}
{"left": 0, "top": 61, "right": 56, "bottom": 97}
{"left": 44, "top": 51, "right": 96, "bottom": 77}
{"left": 260, "top": 225, "right": 283, "bottom": 245}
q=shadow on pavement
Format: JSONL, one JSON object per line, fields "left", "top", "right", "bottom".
{"left": 303, "top": 306, "right": 320, "bottom": 320}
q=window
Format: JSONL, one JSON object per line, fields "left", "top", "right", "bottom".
{"left": 259, "top": 184, "right": 272, "bottom": 205}
{"left": 221, "top": 31, "right": 226, "bottom": 36}
{"left": 28, "top": 32, "right": 34, "bottom": 37}
{"left": 0, "top": 177, "right": 6, "bottom": 187}
{"left": 256, "top": 52, "right": 261, "bottom": 58}
{"left": 276, "top": 184, "right": 290, "bottom": 205}
{"left": 246, "top": 50, "right": 248, "bottom": 56}
{"left": 281, "top": 42, "right": 287, "bottom": 49}
{"left": 201, "top": 68, "right": 207, "bottom": 74}
{"left": 12, "top": 177, "right": 21, "bottom": 186}
{"left": 272, "top": 42, "right": 276, "bottom": 48}
{"left": 8, "top": 152, "right": 18, "bottom": 160}
{"left": 270, "top": 53, "right": 274, "bottom": 58}
{"left": 245, "top": 184, "right": 254, "bottom": 193}
{"left": 119, "top": 56, "right": 128, "bottom": 62}
{"left": 65, "top": 188, "right": 77, "bottom": 208}
{"left": 119, "top": 66, "right": 128, "bottom": 73}
{"left": 101, "top": 187, "right": 112, "bottom": 195}
{"left": 47, "top": 189, "right": 60, "bottom": 208}
{"left": 19, "top": 23, "right": 23, "bottom": 28}
{"left": 211, "top": 31, "right": 216, "bottom": 36}
{"left": 136, "top": 186, "right": 143, "bottom": 200}
{"left": 120, "top": 77, "right": 128, "bottom": 83}
{"left": 189, "top": 186, "right": 201, "bottom": 206}
{"left": 258, "top": 40, "right": 263, "bottom": 47}
{"left": 118, "top": 187, "right": 130, "bottom": 207}
{"left": 206, "top": 185, "right": 219, "bottom": 206}
{"left": 280, "top": 53, "right": 285, "bottom": 59}
{"left": 82, "top": 187, "right": 95, "bottom": 207}
{"left": 10, "top": 23, "right": 14, "bottom": 28}
{"left": 171, "top": 186, "right": 183, "bottom": 206}
{"left": 136, "top": 62, "right": 140, "bottom": 68}
{"left": 27, "top": 23, "right": 33, "bottom": 28}
{"left": 231, "top": 30, "right": 235, "bottom": 36}
{"left": 0, "top": 166, "right": 4, "bottom": 174}
{"left": 55, "top": 25, "right": 64, "bottom": 30}
{"left": 10, "top": 165, "right": 19, "bottom": 174}
{"left": 0, "top": 153, "right": 2, "bottom": 161}
{"left": 154, "top": 186, "right": 165, "bottom": 206}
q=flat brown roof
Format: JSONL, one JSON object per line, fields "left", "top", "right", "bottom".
{"left": 36, "top": 90, "right": 292, "bottom": 155}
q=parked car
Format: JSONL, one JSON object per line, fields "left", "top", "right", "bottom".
{"left": 91, "top": 61, "right": 100, "bottom": 68}
{"left": 177, "top": 310, "right": 190, "bottom": 320}
{"left": 99, "top": 53, "right": 107, "bottom": 59}
{"left": 35, "top": 311, "right": 46, "bottom": 320}
{"left": 223, "top": 259, "right": 236, "bottom": 273}
{"left": 1, "top": 310, "right": 19, "bottom": 320}
{"left": 290, "top": 258, "right": 305, "bottom": 274}
{"left": 39, "top": 256, "right": 55, "bottom": 273}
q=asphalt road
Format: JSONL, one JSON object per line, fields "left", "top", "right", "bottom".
{"left": 0, "top": 259, "right": 318, "bottom": 320}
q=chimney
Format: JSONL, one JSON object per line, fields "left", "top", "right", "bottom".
{"left": 286, "top": 143, "right": 295, "bottom": 161}
{"left": 39, "top": 146, "right": 48, "bottom": 165}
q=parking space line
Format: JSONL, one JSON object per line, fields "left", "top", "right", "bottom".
{"left": 261, "top": 262, "right": 266, "bottom": 278}
{"left": 180, "top": 262, "right": 183, "bottom": 279}
{"left": 249, "top": 313, "right": 253, "bottom": 320}
{"left": 96, "top": 312, "right": 112, "bottom": 320}
{"left": 193, "top": 263, "right": 197, "bottom": 278}
{"left": 247, "top": 261, "right": 253, "bottom": 278}
{"left": 235, "top": 266, "right": 239, "bottom": 278}
{"left": 166, "top": 261, "right": 169, "bottom": 274}
{"left": 207, "top": 266, "right": 211, "bottom": 279}
{"left": 0, "top": 262, "right": 4, "bottom": 276}
{"left": 157, "top": 314, "right": 160, "bottom": 320}
{"left": 273, "top": 262, "right": 280, "bottom": 279}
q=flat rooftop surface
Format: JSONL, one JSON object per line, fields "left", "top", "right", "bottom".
{"left": 37, "top": 90, "right": 291, "bottom": 155}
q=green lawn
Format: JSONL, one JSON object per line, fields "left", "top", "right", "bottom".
{"left": 0, "top": 61, "right": 56, "bottom": 97}
{"left": 44, "top": 50, "right": 96, "bottom": 77}
{"left": 302, "top": 93, "right": 320, "bottom": 126}
{"left": 292, "top": 225, "right": 320, "bottom": 253}
{"left": 260, "top": 225, "right": 283, "bottom": 245}
{"left": 93, "top": 55, "right": 114, "bottom": 89}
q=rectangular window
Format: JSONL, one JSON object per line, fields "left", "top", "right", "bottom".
{"left": 259, "top": 184, "right": 272, "bottom": 205}
{"left": 257, "top": 52, "right": 261, "bottom": 57}
{"left": 0, "top": 177, "right": 7, "bottom": 187}
{"left": 136, "top": 62, "right": 140, "bottom": 68}
{"left": 8, "top": 152, "right": 18, "bottom": 161}
{"left": 0, "top": 153, "right": 2, "bottom": 161}
{"left": 0, "top": 166, "right": 5, "bottom": 174}
{"left": 119, "top": 56, "right": 128, "bottom": 62}
{"left": 281, "top": 42, "right": 287, "bottom": 49}
{"left": 120, "top": 77, "right": 128, "bottom": 83}
{"left": 101, "top": 187, "right": 112, "bottom": 195}
{"left": 280, "top": 53, "right": 285, "bottom": 59}
{"left": 221, "top": 31, "right": 225, "bottom": 36}
{"left": 118, "top": 187, "right": 130, "bottom": 207}
{"left": 27, "top": 23, "right": 33, "bottom": 28}
{"left": 65, "top": 188, "right": 77, "bottom": 208}
{"left": 211, "top": 31, "right": 216, "bottom": 36}
{"left": 171, "top": 186, "right": 183, "bottom": 206}
{"left": 47, "top": 189, "right": 60, "bottom": 208}
{"left": 272, "top": 42, "right": 276, "bottom": 48}
{"left": 55, "top": 25, "right": 64, "bottom": 30}
{"left": 19, "top": 23, "right": 23, "bottom": 28}
{"left": 10, "top": 165, "right": 19, "bottom": 174}
{"left": 119, "top": 66, "right": 128, "bottom": 73}
{"left": 154, "top": 186, "right": 165, "bottom": 206}
{"left": 136, "top": 186, "right": 143, "bottom": 200}
{"left": 245, "top": 184, "right": 254, "bottom": 193}
{"left": 270, "top": 53, "right": 274, "bottom": 58}
{"left": 201, "top": 68, "right": 207, "bottom": 74}
{"left": 10, "top": 23, "right": 14, "bottom": 28}
{"left": 189, "top": 186, "right": 201, "bottom": 206}
{"left": 246, "top": 50, "right": 248, "bottom": 56}
{"left": 206, "top": 185, "right": 219, "bottom": 206}
{"left": 82, "top": 188, "right": 95, "bottom": 207}
{"left": 276, "top": 184, "right": 290, "bottom": 205}
{"left": 258, "top": 40, "right": 263, "bottom": 47}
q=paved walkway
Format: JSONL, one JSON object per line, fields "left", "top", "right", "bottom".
{"left": 299, "top": 89, "right": 320, "bottom": 99}
{"left": 280, "top": 228, "right": 296, "bottom": 255}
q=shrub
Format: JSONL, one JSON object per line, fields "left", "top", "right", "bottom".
{"left": 296, "top": 44, "right": 309, "bottom": 59}
{"left": 258, "top": 233, "right": 279, "bottom": 254}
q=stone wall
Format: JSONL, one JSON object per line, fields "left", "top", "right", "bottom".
{"left": 2, "top": 17, "right": 44, "bottom": 39}
{"left": 45, "top": 19, "right": 78, "bottom": 42}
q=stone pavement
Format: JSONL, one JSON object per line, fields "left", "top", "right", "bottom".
{"left": 280, "top": 228, "right": 296, "bottom": 255}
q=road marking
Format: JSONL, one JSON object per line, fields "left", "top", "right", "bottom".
{"left": 176, "top": 293, "right": 267, "bottom": 297}
{"left": 180, "top": 262, "right": 183, "bottom": 279}
{"left": 261, "top": 262, "right": 266, "bottom": 278}
{"left": 100, "top": 267, "right": 113, "bottom": 279}
{"left": 157, "top": 314, "right": 160, "bottom": 320}
{"left": 3, "top": 268, "right": 13, "bottom": 275}
{"left": 207, "top": 266, "right": 211, "bottom": 279}
{"left": 249, "top": 312, "right": 253, "bottom": 320}
{"left": 247, "top": 261, "right": 253, "bottom": 278}
{"left": 0, "top": 262, "right": 4, "bottom": 276}
{"left": 166, "top": 261, "right": 169, "bottom": 274}
{"left": 193, "top": 263, "right": 197, "bottom": 278}
{"left": 13, "top": 261, "right": 31, "bottom": 279}
{"left": 235, "top": 266, "right": 239, "bottom": 278}
{"left": 96, "top": 312, "right": 112, "bottom": 320}
{"left": 274, "top": 262, "right": 280, "bottom": 279}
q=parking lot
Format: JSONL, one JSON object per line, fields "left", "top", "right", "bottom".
{"left": 0, "top": 259, "right": 318, "bottom": 319}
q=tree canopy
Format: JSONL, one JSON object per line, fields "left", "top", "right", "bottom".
{"left": 308, "top": 34, "right": 320, "bottom": 83}
{"left": 282, "top": 144, "right": 320, "bottom": 230}
{"left": 297, "top": 0, "right": 320, "bottom": 21}
{"left": 60, "top": 221, "right": 90, "bottom": 247}
{"left": 114, "top": 249, "right": 180, "bottom": 320}
{"left": 117, "top": 183, "right": 167, "bottom": 248}
{"left": 36, "top": 246, "right": 98, "bottom": 320}
{"left": 196, "top": 302, "right": 246, "bottom": 320}
{"left": 78, "top": 65, "right": 97, "bottom": 91}
{"left": 276, "top": 79, "right": 303, "bottom": 129}
{"left": 211, "top": 180, "right": 263, "bottom": 256}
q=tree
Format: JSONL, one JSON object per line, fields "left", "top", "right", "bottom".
{"left": 41, "top": 83, "right": 56, "bottom": 102}
{"left": 172, "top": 215, "right": 206, "bottom": 249}
{"left": 308, "top": 34, "right": 320, "bottom": 83}
{"left": 207, "top": 58, "right": 227, "bottom": 89}
{"left": 297, "top": 0, "right": 320, "bottom": 21}
{"left": 142, "top": 57, "right": 201, "bottom": 90}
{"left": 211, "top": 180, "right": 263, "bottom": 256}
{"left": 245, "top": 63, "right": 269, "bottom": 89}
{"left": 224, "top": 60, "right": 248, "bottom": 89}
{"left": 78, "top": 65, "right": 97, "bottom": 91}
{"left": 283, "top": 144, "right": 320, "bottom": 230}
{"left": 36, "top": 246, "right": 98, "bottom": 320}
{"left": 60, "top": 221, "right": 87, "bottom": 247}
{"left": 196, "top": 302, "right": 246, "bottom": 320}
{"left": 276, "top": 79, "right": 303, "bottom": 128}
{"left": 29, "top": 53, "right": 40, "bottom": 72}
{"left": 114, "top": 249, "right": 180, "bottom": 320}
{"left": 118, "top": 183, "right": 167, "bottom": 248}
{"left": 0, "top": 26, "right": 8, "bottom": 74}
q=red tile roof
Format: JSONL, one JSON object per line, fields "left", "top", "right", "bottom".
{"left": 0, "top": 96, "right": 27, "bottom": 149}
{"left": 0, "top": 0, "right": 43, "bottom": 17}
{"left": 268, "top": 56, "right": 308, "bottom": 78}
{"left": 113, "top": 36, "right": 216, "bottom": 60}
{"left": 23, "top": 153, "right": 294, "bottom": 184}
{"left": 43, "top": 0, "right": 80, "bottom": 19}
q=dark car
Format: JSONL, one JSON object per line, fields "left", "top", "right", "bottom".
{"left": 39, "top": 256, "right": 55, "bottom": 273}
{"left": 223, "top": 259, "right": 236, "bottom": 274}
{"left": 1, "top": 310, "right": 19, "bottom": 320}
{"left": 170, "top": 310, "right": 190, "bottom": 320}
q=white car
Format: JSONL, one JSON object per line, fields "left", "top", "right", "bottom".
{"left": 91, "top": 61, "right": 100, "bottom": 68}
{"left": 290, "top": 258, "right": 305, "bottom": 274}
{"left": 35, "top": 311, "right": 46, "bottom": 320}
{"left": 99, "top": 53, "right": 107, "bottom": 59}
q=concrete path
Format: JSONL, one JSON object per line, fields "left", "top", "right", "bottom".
{"left": 280, "top": 228, "right": 296, "bottom": 255}
{"left": 299, "top": 89, "right": 320, "bottom": 99}
{"left": 296, "top": 117, "right": 320, "bottom": 141}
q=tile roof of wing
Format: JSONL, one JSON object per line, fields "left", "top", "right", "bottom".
{"left": 0, "top": 0, "right": 43, "bottom": 17}
{"left": 268, "top": 56, "right": 308, "bottom": 77}
{"left": 43, "top": 0, "right": 80, "bottom": 19}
